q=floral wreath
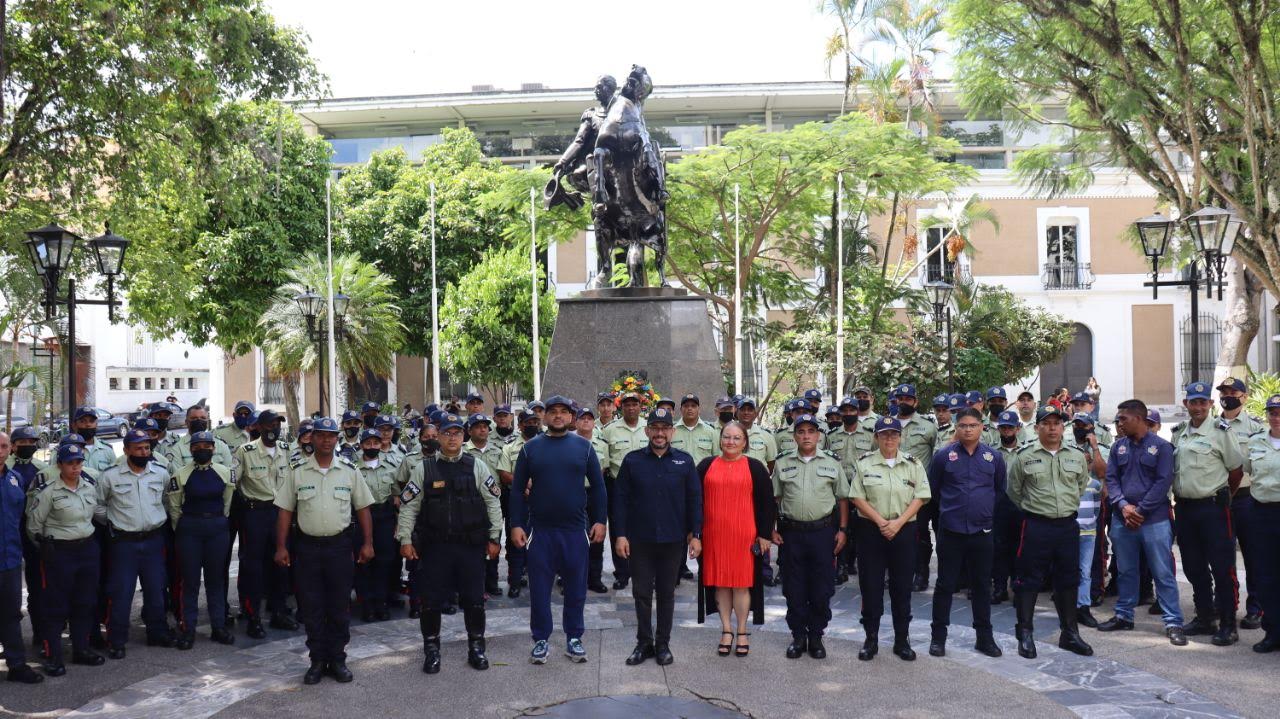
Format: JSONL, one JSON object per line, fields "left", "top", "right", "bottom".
{"left": 610, "top": 370, "right": 661, "bottom": 410}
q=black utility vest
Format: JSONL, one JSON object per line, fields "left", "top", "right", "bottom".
{"left": 415, "top": 453, "right": 489, "bottom": 545}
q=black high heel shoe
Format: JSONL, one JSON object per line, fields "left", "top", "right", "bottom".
{"left": 735, "top": 632, "right": 751, "bottom": 657}
{"left": 717, "top": 632, "right": 733, "bottom": 656}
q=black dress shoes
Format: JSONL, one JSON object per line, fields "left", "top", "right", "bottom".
{"left": 588, "top": 581, "right": 609, "bottom": 594}
{"left": 327, "top": 661, "right": 353, "bottom": 683}
{"left": 612, "top": 579, "right": 629, "bottom": 590}
{"left": 807, "top": 638, "right": 826, "bottom": 659}
{"left": 974, "top": 636, "right": 1002, "bottom": 657}
{"left": 625, "top": 642, "right": 655, "bottom": 665}
{"left": 245, "top": 620, "right": 267, "bottom": 639}
{"left": 785, "top": 636, "right": 807, "bottom": 659}
{"left": 107, "top": 646, "right": 126, "bottom": 660}
{"left": 72, "top": 650, "right": 105, "bottom": 666}
{"left": 1211, "top": 625, "right": 1238, "bottom": 646}
{"left": 1077, "top": 606, "right": 1099, "bottom": 629}
{"left": 1252, "top": 634, "right": 1280, "bottom": 653}
{"left": 655, "top": 643, "right": 674, "bottom": 666}
{"left": 857, "top": 635, "right": 878, "bottom": 661}
{"left": 1097, "top": 616, "right": 1134, "bottom": 632}
{"left": 6, "top": 664, "right": 43, "bottom": 683}
{"left": 211, "top": 628, "right": 236, "bottom": 645}
{"left": 1241, "top": 612, "right": 1263, "bottom": 630}
{"left": 928, "top": 639, "right": 945, "bottom": 657}
{"left": 1183, "top": 616, "right": 1217, "bottom": 635}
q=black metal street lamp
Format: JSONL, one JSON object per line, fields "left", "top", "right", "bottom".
{"left": 294, "top": 287, "right": 350, "bottom": 415}
{"left": 926, "top": 279, "right": 956, "bottom": 392}
{"left": 1134, "top": 208, "right": 1243, "bottom": 383}
{"left": 24, "top": 222, "right": 130, "bottom": 412}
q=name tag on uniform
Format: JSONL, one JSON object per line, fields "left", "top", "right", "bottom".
{"left": 781, "top": 466, "right": 798, "bottom": 474}
{"left": 1025, "top": 458, "right": 1044, "bottom": 467}
{"left": 672, "top": 459, "right": 686, "bottom": 465}
{"left": 432, "top": 480, "right": 446, "bottom": 489}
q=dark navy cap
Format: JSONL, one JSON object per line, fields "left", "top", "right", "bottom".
{"left": 1070, "top": 391, "right": 1094, "bottom": 404}
{"left": 803, "top": 389, "right": 823, "bottom": 404}
{"left": 1071, "top": 412, "right": 1095, "bottom": 426}
{"left": 824, "top": 405, "right": 841, "bottom": 418}
{"left": 466, "top": 413, "right": 492, "bottom": 427}
{"left": 439, "top": 413, "right": 465, "bottom": 432}
{"left": 296, "top": 420, "right": 314, "bottom": 437}
{"left": 1217, "top": 376, "right": 1247, "bottom": 393}
{"left": 359, "top": 428, "right": 381, "bottom": 443}
{"left": 715, "top": 396, "right": 735, "bottom": 409}
{"left": 656, "top": 397, "right": 676, "bottom": 408}
{"left": 123, "top": 429, "right": 151, "bottom": 445}
{"left": 596, "top": 392, "right": 615, "bottom": 403}
{"left": 134, "top": 418, "right": 160, "bottom": 433}
{"left": 892, "top": 383, "right": 916, "bottom": 398}
{"left": 647, "top": 407, "right": 675, "bottom": 426}
{"left": 1184, "top": 381, "right": 1212, "bottom": 400}
{"left": 465, "top": 392, "right": 484, "bottom": 403}
{"left": 932, "top": 393, "right": 950, "bottom": 408}
{"left": 785, "top": 398, "right": 805, "bottom": 413}
{"left": 543, "top": 395, "right": 573, "bottom": 411}
{"left": 679, "top": 393, "right": 699, "bottom": 406}
{"left": 964, "top": 390, "right": 983, "bottom": 405}
{"left": 361, "top": 401, "right": 380, "bottom": 413}
{"left": 493, "top": 404, "right": 513, "bottom": 416}
{"left": 528, "top": 400, "right": 547, "bottom": 410}
{"left": 852, "top": 385, "right": 871, "bottom": 396}
{"left": 11, "top": 426, "right": 40, "bottom": 441}
{"left": 576, "top": 406, "right": 596, "bottom": 420}
{"left": 374, "top": 414, "right": 395, "bottom": 428}
{"left": 947, "top": 394, "right": 966, "bottom": 410}
{"left": 518, "top": 408, "right": 539, "bottom": 423}
{"left": 731, "top": 393, "right": 745, "bottom": 404}
{"left": 428, "top": 409, "right": 447, "bottom": 425}
{"left": 60, "top": 433, "right": 87, "bottom": 447}
{"left": 736, "top": 396, "right": 758, "bottom": 409}
{"left": 341, "top": 409, "right": 361, "bottom": 423}
{"left": 874, "top": 416, "right": 903, "bottom": 433}
{"left": 73, "top": 406, "right": 97, "bottom": 421}
{"left": 189, "top": 431, "right": 215, "bottom": 445}
{"left": 1035, "top": 406, "right": 1065, "bottom": 424}
{"left": 1145, "top": 409, "right": 1162, "bottom": 424}
{"left": 57, "top": 443, "right": 85, "bottom": 463}
{"left": 996, "top": 410, "right": 1021, "bottom": 428}
{"left": 311, "top": 417, "right": 340, "bottom": 434}
{"left": 257, "top": 409, "right": 281, "bottom": 426}
{"left": 233, "top": 400, "right": 256, "bottom": 413}
{"left": 987, "top": 387, "right": 1007, "bottom": 400}
{"left": 838, "top": 396, "right": 857, "bottom": 410}
{"left": 1266, "top": 395, "right": 1280, "bottom": 411}
{"left": 424, "top": 403, "right": 440, "bottom": 415}
{"left": 791, "top": 413, "right": 821, "bottom": 431}
{"left": 149, "top": 402, "right": 177, "bottom": 416}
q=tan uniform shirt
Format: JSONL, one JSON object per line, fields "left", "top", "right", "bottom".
{"left": 234, "top": 441, "right": 290, "bottom": 502}
{"left": 1172, "top": 420, "right": 1244, "bottom": 499}
{"left": 1007, "top": 441, "right": 1091, "bottom": 518}
{"left": 602, "top": 419, "right": 648, "bottom": 476}
{"left": 95, "top": 460, "right": 170, "bottom": 532}
{"left": 671, "top": 420, "right": 719, "bottom": 465}
{"left": 745, "top": 425, "right": 778, "bottom": 465}
{"left": 771, "top": 452, "right": 849, "bottom": 522}
{"left": 849, "top": 451, "right": 931, "bottom": 520}
{"left": 1244, "top": 431, "right": 1280, "bottom": 503}
{"left": 274, "top": 454, "right": 374, "bottom": 537}
{"left": 27, "top": 475, "right": 99, "bottom": 540}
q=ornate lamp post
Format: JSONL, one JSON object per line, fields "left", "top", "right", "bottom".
{"left": 24, "top": 222, "right": 130, "bottom": 412}
{"left": 294, "top": 287, "right": 349, "bottom": 415}
{"left": 926, "top": 279, "right": 956, "bottom": 392}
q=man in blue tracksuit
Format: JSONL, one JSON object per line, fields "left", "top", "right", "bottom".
{"left": 509, "top": 395, "right": 607, "bottom": 666}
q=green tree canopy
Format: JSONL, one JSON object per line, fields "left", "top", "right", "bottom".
{"left": 438, "top": 244, "right": 556, "bottom": 402}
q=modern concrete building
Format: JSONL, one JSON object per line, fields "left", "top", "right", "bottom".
{"left": 200, "top": 80, "right": 1277, "bottom": 420}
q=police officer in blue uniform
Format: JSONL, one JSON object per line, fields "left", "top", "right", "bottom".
{"left": 6, "top": 427, "right": 47, "bottom": 657}
{"left": 1, "top": 431, "right": 43, "bottom": 683}
{"left": 927, "top": 408, "right": 1005, "bottom": 658}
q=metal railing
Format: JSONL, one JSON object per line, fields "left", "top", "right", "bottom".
{"left": 1041, "top": 262, "right": 1095, "bottom": 290}
{"left": 260, "top": 378, "right": 285, "bottom": 405}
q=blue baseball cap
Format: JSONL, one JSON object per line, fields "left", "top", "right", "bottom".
{"left": 60, "top": 433, "right": 87, "bottom": 447}
{"left": 296, "top": 420, "right": 314, "bottom": 437}
{"left": 791, "top": 413, "right": 821, "bottom": 430}
{"left": 233, "top": 400, "right": 256, "bottom": 414}
{"left": 359, "top": 428, "right": 381, "bottom": 443}
{"left": 838, "top": 395, "right": 858, "bottom": 410}
{"left": 517, "top": 408, "right": 539, "bottom": 423}
{"left": 576, "top": 406, "right": 596, "bottom": 420}
{"left": 543, "top": 395, "right": 573, "bottom": 412}
{"left": 947, "top": 394, "right": 966, "bottom": 411}
{"left": 736, "top": 396, "right": 758, "bottom": 409}
{"left": 424, "top": 403, "right": 440, "bottom": 415}
{"left": 1184, "top": 382, "right": 1212, "bottom": 400}
{"left": 874, "top": 416, "right": 903, "bottom": 433}
{"left": 57, "top": 443, "right": 85, "bottom": 463}
{"left": 996, "top": 410, "right": 1021, "bottom": 428}
{"left": 987, "top": 387, "right": 1007, "bottom": 400}
{"left": 596, "top": 392, "right": 615, "bottom": 403}
{"left": 803, "top": 388, "right": 823, "bottom": 404}
{"left": 1266, "top": 395, "right": 1280, "bottom": 411}
{"left": 465, "top": 392, "right": 484, "bottom": 404}
{"left": 493, "top": 404, "right": 513, "bottom": 416}
{"left": 466, "top": 413, "right": 492, "bottom": 427}
{"left": 647, "top": 407, "right": 675, "bottom": 426}
{"left": 1070, "top": 391, "right": 1094, "bottom": 404}
{"left": 11, "top": 426, "right": 40, "bottom": 441}
{"left": 361, "top": 401, "right": 380, "bottom": 414}
{"left": 785, "top": 398, "right": 806, "bottom": 413}
{"left": 1036, "top": 406, "right": 1065, "bottom": 424}
{"left": 1217, "top": 376, "right": 1247, "bottom": 393}
{"left": 1145, "top": 409, "right": 1162, "bottom": 425}
{"left": 149, "top": 402, "right": 177, "bottom": 417}
{"left": 715, "top": 396, "right": 736, "bottom": 409}
{"left": 965, "top": 390, "right": 983, "bottom": 406}
{"left": 439, "top": 413, "right": 465, "bottom": 432}
{"left": 679, "top": 393, "right": 700, "bottom": 406}
{"left": 374, "top": 414, "right": 395, "bottom": 428}
{"left": 189, "top": 431, "right": 215, "bottom": 445}
{"left": 824, "top": 405, "right": 841, "bottom": 418}
{"left": 932, "top": 393, "right": 950, "bottom": 408}
{"left": 528, "top": 400, "right": 546, "bottom": 411}
{"left": 311, "top": 417, "right": 340, "bottom": 434}
{"left": 1071, "top": 412, "right": 1095, "bottom": 426}
{"left": 341, "top": 409, "right": 361, "bottom": 423}
{"left": 73, "top": 406, "right": 97, "bottom": 421}
{"left": 428, "top": 409, "right": 446, "bottom": 425}
{"left": 892, "top": 383, "right": 916, "bottom": 398}
{"left": 134, "top": 418, "right": 160, "bottom": 433}
{"left": 123, "top": 429, "right": 151, "bottom": 445}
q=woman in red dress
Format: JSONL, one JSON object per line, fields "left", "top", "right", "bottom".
{"left": 697, "top": 422, "right": 776, "bottom": 657}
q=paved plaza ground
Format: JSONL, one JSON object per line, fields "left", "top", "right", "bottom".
{"left": 2, "top": 546, "right": 1273, "bottom": 719}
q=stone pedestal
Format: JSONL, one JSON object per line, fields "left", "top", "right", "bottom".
{"left": 542, "top": 288, "right": 726, "bottom": 415}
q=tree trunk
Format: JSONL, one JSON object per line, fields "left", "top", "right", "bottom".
{"left": 283, "top": 372, "right": 301, "bottom": 429}
{"left": 5, "top": 323, "right": 20, "bottom": 433}
{"left": 1213, "top": 259, "right": 1263, "bottom": 388}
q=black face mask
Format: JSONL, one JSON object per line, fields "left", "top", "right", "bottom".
{"left": 1220, "top": 396, "right": 1243, "bottom": 411}
{"left": 423, "top": 439, "right": 441, "bottom": 454}
{"left": 842, "top": 415, "right": 857, "bottom": 428}
{"left": 343, "top": 426, "right": 360, "bottom": 439}
{"left": 78, "top": 428, "right": 96, "bottom": 442}
{"left": 363, "top": 415, "right": 377, "bottom": 428}
{"left": 301, "top": 442, "right": 314, "bottom": 455}
{"left": 188, "top": 419, "right": 209, "bottom": 433}
{"left": 989, "top": 404, "right": 1006, "bottom": 417}
{"left": 248, "top": 428, "right": 261, "bottom": 440}
{"left": 261, "top": 429, "right": 278, "bottom": 447}
{"left": 192, "top": 448, "right": 214, "bottom": 465}
{"left": 521, "top": 426, "right": 540, "bottom": 440}
{"left": 495, "top": 426, "right": 513, "bottom": 437}
{"left": 1000, "top": 434, "right": 1018, "bottom": 447}
{"left": 856, "top": 399, "right": 871, "bottom": 412}
{"left": 826, "top": 420, "right": 842, "bottom": 430}
{"left": 127, "top": 453, "right": 151, "bottom": 469}
{"left": 1073, "top": 428, "right": 1092, "bottom": 443}
{"left": 14, "top": 445, "right": 37, "bottom": 460}
{"left": 897, "top": 404, "right": 916, "bottom": 417}
{"left": 362, "top": 447, "right": 380, "bottom": 459}
{"left": 718, "top": 411, "right": 734, "bottom": 424}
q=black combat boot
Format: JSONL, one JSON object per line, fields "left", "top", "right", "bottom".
{"left": 1015, "top": 591, "right": 1038, "bottom": 659}
{"left": 421, "top": 609, "right": 442, "bottom": 674}
{"left": 1053, "top": 589, "right": 1093, "bottom": 656}
{"left": 463, "top": 605, "right": 489, "bottom": 670}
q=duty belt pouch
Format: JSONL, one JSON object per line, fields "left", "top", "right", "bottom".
{"left": 1215, "top": 488, "right": 1231, "bottom": 508}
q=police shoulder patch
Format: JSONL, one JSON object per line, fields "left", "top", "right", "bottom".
{"left": 858, "top": 451, "right": 874, "bottom": 461}
{"left": 1216, "top": 419, "right": 1232, "bottom": 431}
{"left": 823, "top": 449, "right": 840, "bottom": 461}
{"left": 338, "top": 456, "right": 357, "bottom": 469}
{"left": 776, "top": 449, "right": 795, "bottom": 459}
{"left": 399, "top": 481, "right": 421, "bottom": 504}
{"left": 483, "top": 475, "right": 500, "bottom": 497}
{"left": 289, "top": 457, "right": 306, "bottom": 469}
{"left": 82, "top": 475, "right": 96, "bottom": 486}
{"left": 168, "top": 477, "right": 179, "bottom": 492}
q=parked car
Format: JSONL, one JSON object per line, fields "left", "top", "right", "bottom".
{"left": 87, "top": 408, "right": 131, "bottom": 438}
{"left": 126, "top": 401, "right": 193, "bottom": 430}
{"left": 0, "top": 415, "right": 55, "bottom": 446}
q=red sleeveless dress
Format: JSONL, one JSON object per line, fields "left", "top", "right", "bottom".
{"left": 701, "top": 456, "right": 756, "bottom": 588}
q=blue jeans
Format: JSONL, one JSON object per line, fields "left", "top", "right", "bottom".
{"left": 1077, "top": 532, "right": 1096, "bottom": 608}
{"left": 1111, "top": 516, "right": 1184, "bottom": 626}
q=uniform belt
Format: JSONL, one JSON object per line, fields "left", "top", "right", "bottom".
{"left": 1233, "top": 486, "right": 1250, "bottom": 498}
{"left": 44, "top": 536, "right": 94, "bottom": 547}
{"left": 1174, "top": 491, "right": 1227, "bottom": 505}
{"left": 111, "top": 526, "right": 163, "bottom": 542}
{"left": 1023, "top": 511, "right": 1077, "bottom": 522}
{"left": 297, "top": 531, "right": 351, "bottom": 545}
{"left": 183, "top": 511, "right": 224, "bottom": 519}
{"left": 777, "top": 514, "right": 835, "bottom": 531}
{"left": 241, "top": 498, "right": 275, "bottom": 509}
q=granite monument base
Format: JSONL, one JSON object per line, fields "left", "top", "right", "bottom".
{"left": 541, "top": 288, "right": 726, "bottom": 415}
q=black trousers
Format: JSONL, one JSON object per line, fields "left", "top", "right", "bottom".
{"left": 416, "top": 540, "right": 486, "bottom": 612}
{"left": 781, "top": 524, "right": 837, "bottom": 639}
{"left": 628, "top": 541, "right": 685, "bottom": 645}
{"left": 605, "top": 473, "right": 629, "bottom": 582}
{"left": 855, "top": 518, "right": 915, "bottom": 637}
{"left": 992, "top": 495, "right": 1020, "bottom": 594}
{"left": 355, "top": 504, "right": 398, "bottom": 611}
{"left": 238, "top": 502, "right": 287, "bottom": 619}
{"left": 1013, "top": 514, "right": 1079, "bottom": 594}
{"left": 295, "top": 534, "right": 354, "bottom": 663}
{"left": 1231, "top": 490, "right": 1261, "bottom": 616}
{"left": 1175, "top": 495, "right": 1238, "bottom": 626}
{"left": 915, "top": 502, "right": 940, "bottom": 578}
{"left": 1, "top": 566, "right": 27, "bottom": 668}
{"left": 1250, "top": 500, "right": 1280, "bottom": 636}
{"left": 21, "top": 534, "right": 43, "bottom": 646}
{"left": 40, "top": 538, "right": 100, "bottom": 663}
{"left": 931, "top": 529, "right": 994, "bottom": 639}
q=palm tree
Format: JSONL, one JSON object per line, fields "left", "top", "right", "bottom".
{"left": 259, "top": 252, "right": 404, "bottom": 424}
{"left": 868, "top": 0, "right": 946, "bottom": 134}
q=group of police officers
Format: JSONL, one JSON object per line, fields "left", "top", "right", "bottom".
{"left": 2, "top": 376, "right": 1279, "bottom": 686}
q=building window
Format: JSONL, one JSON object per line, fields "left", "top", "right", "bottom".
{"left": 924, "top": 226, "right": 957, "bottom": 283}
{"left": 160, "top": 377, "right": 169, "bottom": 390}
{"left": 1042, "top": 221, "right": 1094, "bottom": 289}
{"left": 188, "top": 377, "right": 198, "bottom": 390}
{"left": 129, "top": 378, "right": 139, "bottom": 391}
{"left": 144, "top": 377, "right": 153, "bottom": 390}
{"left": 174, "top": 377, "right": 183, "bottom": 390}
{"left": 109, "top": 378, "right": 119, "bottom": 391}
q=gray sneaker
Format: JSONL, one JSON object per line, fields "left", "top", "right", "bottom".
{"left": 565, "top": 637, "right": 588, "bottom": 662}
{"left": 530, "top": 639, "right": 549, "bottom": 664}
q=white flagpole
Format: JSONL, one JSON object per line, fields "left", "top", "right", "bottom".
{"left": 325, "top": 175, "right": 338, "bottom": 417}
{"left": 430, "top": 182, "right": 440, "bottom": 406}
{"left": 835, "top": 173, "right": 845, "bottom": 402}
{"left": 733, "top": 183, "right": 742, "bottom": 393}
{"left": 530, "top": 187, "right": 541, "bottom": 401}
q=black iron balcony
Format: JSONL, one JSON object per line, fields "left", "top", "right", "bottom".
{"left": 1041, "top": 262, "right": 1094, "bottom": 290}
